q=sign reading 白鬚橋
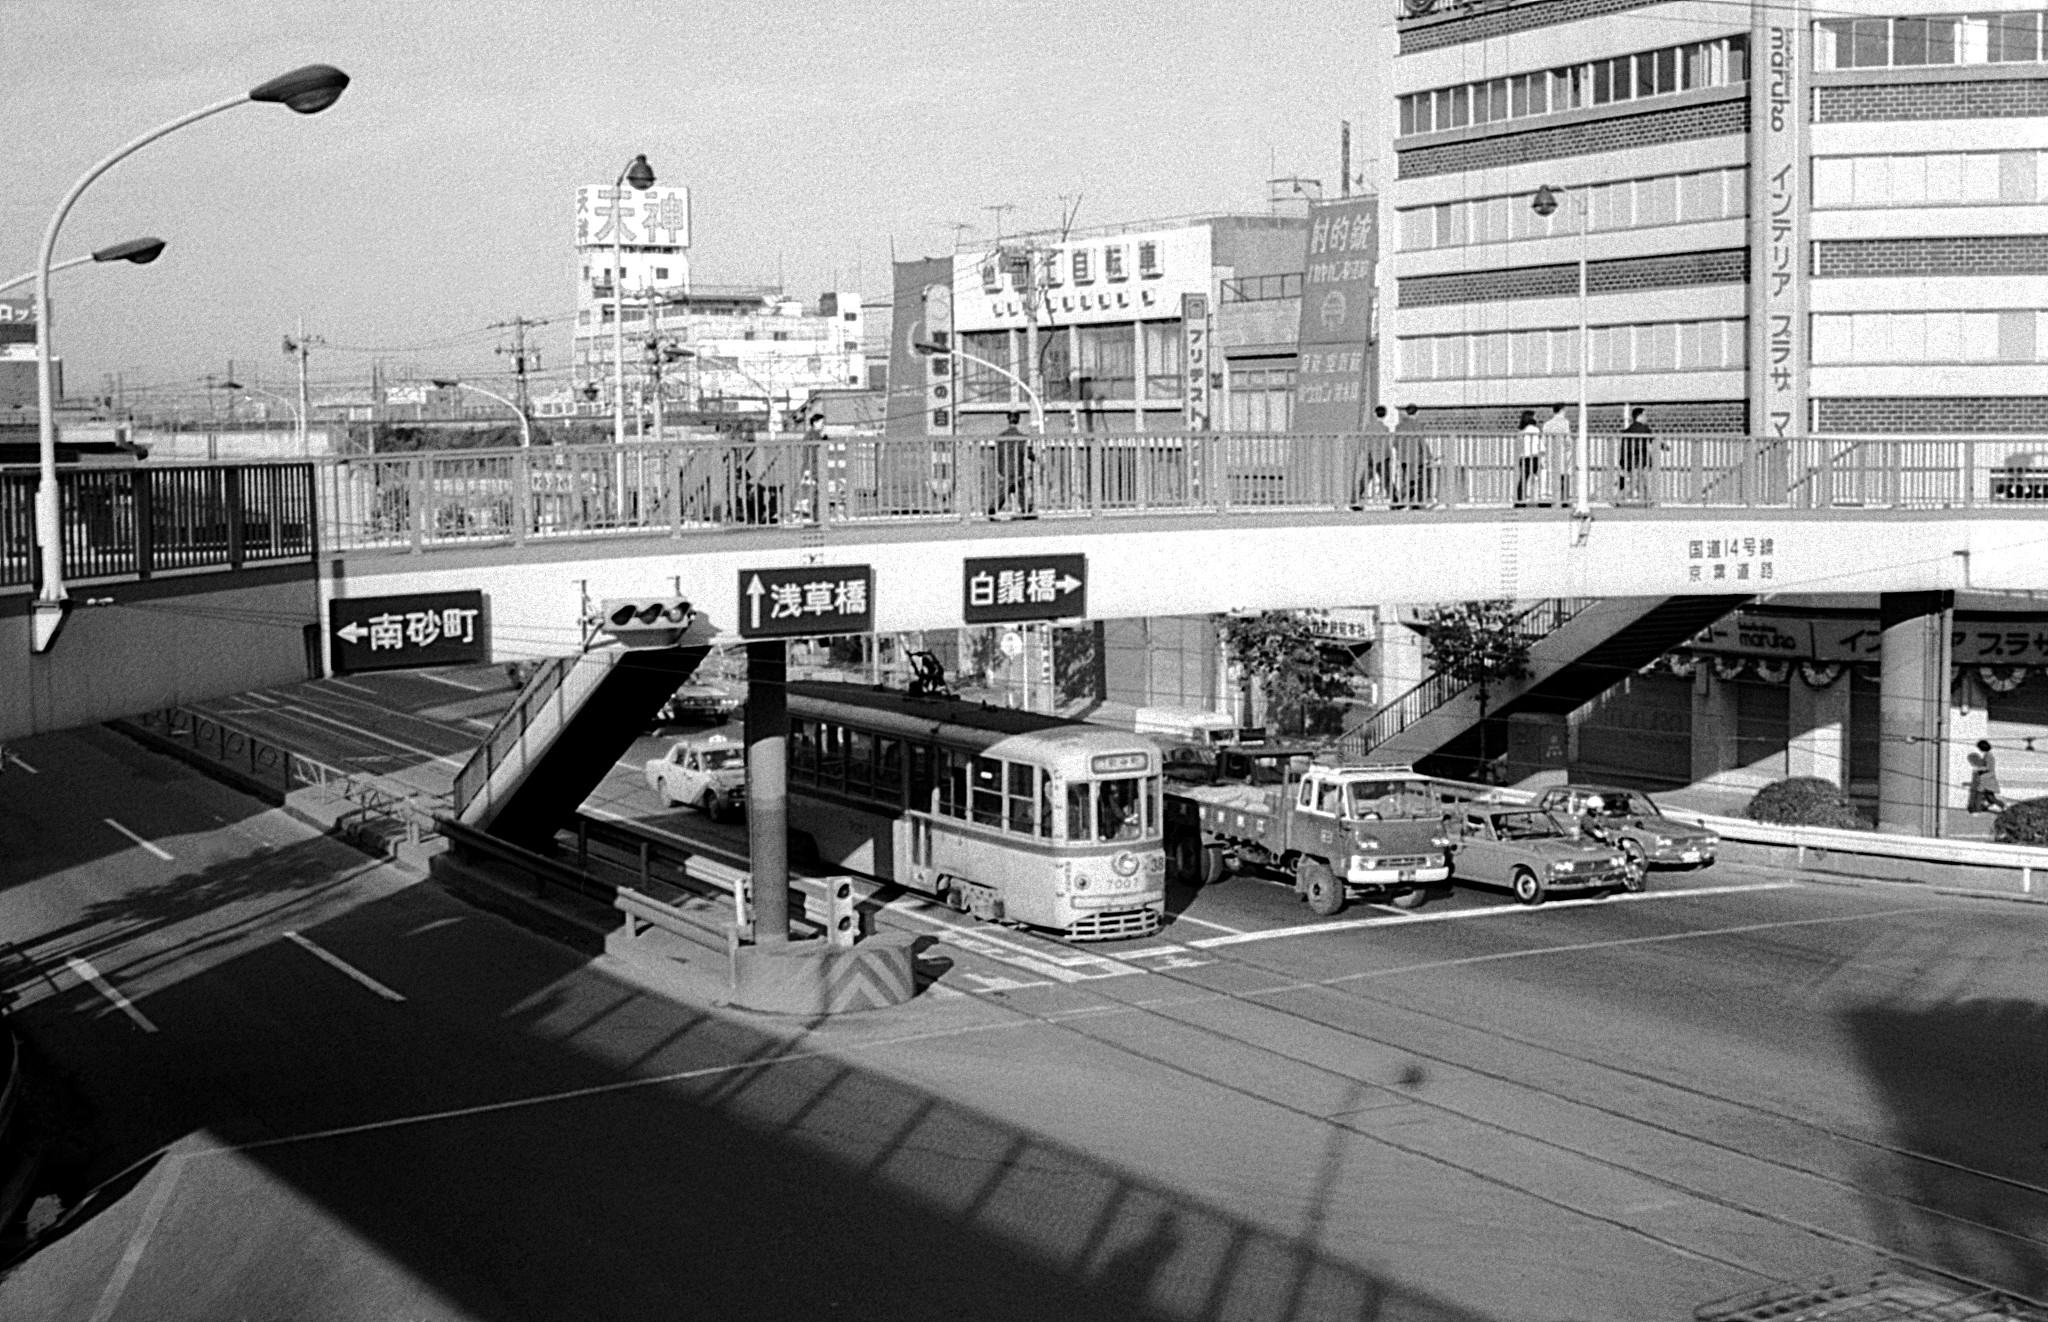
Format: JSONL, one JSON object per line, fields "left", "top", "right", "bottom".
{"left": 575, "top": 184, "right": 691, "bottom": 250}
{"left": 1752, "top": 3, "right": 1805, "bottom": 440}
{"left": 1293, "top": 197, "right": 1377, "bottom": 434}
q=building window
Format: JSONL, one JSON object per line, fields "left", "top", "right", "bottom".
{"left": 773, "top": 331, "right": 789, "bottom": 341}
{"left": 1816, "top": 12, "right": 2046, "bottom": 68}
{"left": 1400, "top": 319, "right": 1745, "bottom": 381}
{"left": 1073, "top": 249, "right": 1094, "bottom": 284}
{"left": 1138, "top": 241, "right": 1162, "bottom": 278}
{"left": 844, "top": 311, "right": 859, "bottom": 321}
{"left": 1142, "top": 321, "right": 1183, "bottom": 399}
{"left": 1220, "top": 273, "right": 1305, "bottom": 302}
{"left": 1075, "top": 324, "right": 1134, "bottom": 400}
{"left": 655, "top": 267, "right": 669, "bottom": 280}
{"left": 1395, "top": 166, "right": 1747, "bottom": 251}
{"left": 1812, "top": 309, "right": 2046, "bottom": 363}
{"left": 1814, "top": 151, "right": 2046, "bottom": 207}
{"left": 982, "top": 261, "right": 1001, "bottom": 293}
{"left": 1227, "top": 363, "right": 1297, "bottom": 432}
{"left": 1398, "top": 35, "right": 1747, "bottom": 137}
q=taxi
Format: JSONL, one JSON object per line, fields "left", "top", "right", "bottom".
{"left": 644, "top": 732, "right": 746, "bottom": 821}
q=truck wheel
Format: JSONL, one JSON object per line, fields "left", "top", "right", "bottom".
{"left": 1512, "top": 867, "right": 1546, "bottom": 906}
{"left": 699, "top": 791, "right": 720, "bottom": 823}
{"left": 1169, "top": 835, "right": 1200, "bottom": 884}
{"left": 1299, "top": 860, "right": 1344, "bottom": 917}
{"left": 1387, "top": 887, "right": 1428, "bottom": 910}
{"left": 1200, "top": 846, "right": 1228, "bottom": 887}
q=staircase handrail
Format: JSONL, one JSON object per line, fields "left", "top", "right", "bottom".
{"left": 1336, "top": 597, "right": 1598, "bottom": 757}
{"left": 452, "top": 655, "right": 574, "bottom": 816}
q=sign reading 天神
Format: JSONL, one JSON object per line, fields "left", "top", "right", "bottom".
{"left": 1752, "top": 4, "right": 1806, "bottom": 439}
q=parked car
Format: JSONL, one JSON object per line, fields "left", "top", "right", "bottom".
{"left": 654, "top": 682, "right": 740, "bottom": 728}
{"left": 644, "top": 732, "right": 746, "bottom": 820}
{"left": 1534, "top": 784, "right": 1718, "bottom": 874}
{"left": 1450, "top": 806, "right": 1634, "bottom": 904}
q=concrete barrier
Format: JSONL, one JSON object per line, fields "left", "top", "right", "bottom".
{"left": 1661, "top": 808, "right": 2048, "bottom": 901}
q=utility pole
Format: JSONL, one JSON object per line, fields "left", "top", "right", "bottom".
{"left": 491, "top": 314, "right": 550, "bottom": 417}
{"left": 283, "top": 317, "right": 323, "bottom": 455}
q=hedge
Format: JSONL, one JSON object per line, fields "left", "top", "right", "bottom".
{"left": 1994, "top": 797, "right": 2048, "bottom": 845}
{"left": 1744, "top": 778, "right": 1872, "bottom": 830}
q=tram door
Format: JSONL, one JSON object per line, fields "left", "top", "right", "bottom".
{"left": 908, "top": 744, "right": 936, "bottom": 868}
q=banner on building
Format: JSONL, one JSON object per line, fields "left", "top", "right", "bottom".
{"left": 1292, "top": 196, "right": 1377, "bottom": 434}
{"left": 575, "top": 184, "right": 691, "bottom": 250}
{"left": 1692, "top": 612, "right": 2048, "bottom": 665}
{"left": 1181, "top": 293, "right": 1211, "bottom": 431}
{"left": 885, "top": 258, "right": 954, "bottom": 440}
{"left": 1751, "top": 6, "right": 1805, "bottom": 438}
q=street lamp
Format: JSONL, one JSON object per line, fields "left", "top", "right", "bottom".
{"left": 31, "top": 63, "right": 349, "bottom": 652}
{"left": 611, "top": 153, "right": 655, "bottom": 455}
{"left": 1530, "top": 183, "right": 1590, "bottom": 519}
{"left": 432, "top": 377, "right": 532, "bottom": 450}
{"left": 914, "top": 339, "right": 1044, "bottom": 434}
{"left": 220, "top": 379, "right": 306, "bottom": 452}
{"left": 0, "top": 237, "right": 166, "bottom": 296}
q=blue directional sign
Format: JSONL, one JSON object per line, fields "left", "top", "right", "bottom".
{"left": 738, "top": 564, "right": 874, "bottom": 638}
{"left": 330, "top": 590, "right": 488, "bottom": 673}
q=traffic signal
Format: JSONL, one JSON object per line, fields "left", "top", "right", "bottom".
{"left": 597, "top": 598, "right": 693, "bottom": 645}
{"left": 825, "top": 877, "right": 859, "bottom": 948}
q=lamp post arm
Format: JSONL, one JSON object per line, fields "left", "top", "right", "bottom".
{"left": 36, "top": 91, "right": 250, "bottom": 616}
{"left": 932, "top": 344, "right": 1045, "bottom": 433}
{"left": 447, "top": 381, "right": 532, "bottom": 449}
{"left": 0, "top": 254, "right": 94, "bottom": 298}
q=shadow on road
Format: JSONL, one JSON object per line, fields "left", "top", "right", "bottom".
{"left": 4, "top": 854, "right": 1492, "bottom": 1322}
{"left": 1844, "top": 996, "right": 2048, "bottom": 1299}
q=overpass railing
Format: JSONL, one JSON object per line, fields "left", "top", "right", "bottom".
{"left": 0, "top": 462, "right": 317, "bottom": 589}
{"left": 311, "top": 432, "right": 2048, "bottom": 552}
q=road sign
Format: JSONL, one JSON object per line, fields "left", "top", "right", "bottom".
{"left": 330, "top": 590, "right": 487, "bottom": 674}
{"left": 962, "top": 553, "right": 1086, "bottom": 624}
{"left": 738, "top": 564, "right": 874, "bottom": 639}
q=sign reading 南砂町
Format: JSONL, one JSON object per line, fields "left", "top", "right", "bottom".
{"left": 962, "top": 554, "right": 1086, "bottom": 624}
{"left": 738, "top": 565, "right": 874, "bottom": 638}
{"left": 329, "top": 591, "right": 487, "bottom": 674}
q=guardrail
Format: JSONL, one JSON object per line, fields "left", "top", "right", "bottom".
{"left": 311, "top": 432, "right": 2048, "bottom": 554}
{"left": 1661, "top": 805, "right": 2048, "bottom": 892}
{"left": 451, "top": 654, "right": 574, "bottom": 817}
{"left": 0, "top": 462, "right": 316, "bottom": 589}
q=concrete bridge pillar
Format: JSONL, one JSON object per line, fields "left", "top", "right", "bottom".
{"left": 1878, "top": 591, "right": 1953, "bottom": 836}
{"left": 1690, "top": 666, "right": 1738, "bottom": 785}
{"left": 1786, "top": 672, "right": 1850, "bottom": 786}
{"left": 745, "top": 640, "right": 790, "bottom": 944}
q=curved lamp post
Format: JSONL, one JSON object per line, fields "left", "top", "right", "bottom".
{"left": 432, "top": 377, "right": 533, "bottom": 450}
{"left": 31, "top": 63, "right": 349, "bottom": 652}
{"left": 0, "top": 237, "right": 166, "bottom": 297}
{"left": 1530, "top": 183, "right": 1591, "bottom": 520}
{"left": 219, "top": 379, "right": 306, "bottom": 452}
{"left": 611, "top": 153, "right": 655, "bottom": 454}
{"left": 916, "top": 338, "right": 1044, "bottom": 434}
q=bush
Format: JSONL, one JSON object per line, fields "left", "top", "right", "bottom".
{"left": 1994, "top": 797, "right": 2048, "bottom": 844}
{"left": 1744, "top": 777, "right": 1872, "bottom": 830}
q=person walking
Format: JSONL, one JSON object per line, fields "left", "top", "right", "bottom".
{"left": 992, "top": 411, "right": 1033, "bottom": 517}
{"left": 1354, "top": 405, "right": 1395, "bottom": 508}
{"left": 1968, "top": 739, "right": 2007, "bottom": 813}
{"left": 1618, "top": 406, "right": 1654, "bottom": 504}
{"left": 1516, "top": 409, "right": 1545, "bottom": 506}
{"left": 1539, "top": 402, "right": 1571, "bottom": 505}
{"left": 1393, "top": 403, "right": 1429, "bottom": 508}
{"left": 801, "top": 412, "right": 828, "bottom": 523}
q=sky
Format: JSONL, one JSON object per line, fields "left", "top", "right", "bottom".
{"left": 4, "top": 0, "right": 1371, "bottom": 406}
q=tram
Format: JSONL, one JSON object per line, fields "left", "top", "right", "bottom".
{"left": 785, "top": 681, "right": 1167, "bottom": 941}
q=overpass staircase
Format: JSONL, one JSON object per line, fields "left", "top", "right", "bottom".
{"left": 450, "top": 621, "right": 714, "bottom": 852}
{"left": 1336, "top": 595, "right": 1750, "bottom": 775}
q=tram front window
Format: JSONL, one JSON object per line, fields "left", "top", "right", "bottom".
{"left": 1097, "top": 778, "right": 1144, "bottom": 842}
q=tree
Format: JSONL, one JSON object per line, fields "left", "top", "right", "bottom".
{"left": 1218, "top": 612, "right": 1359, "bottom": 737}
{"left": 1422, "top": 600, "right": 1533, "bottom": 781}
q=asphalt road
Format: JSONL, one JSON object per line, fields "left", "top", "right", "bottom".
{"left": 1, "top": 676, "right": 2045, "bottom": 1320}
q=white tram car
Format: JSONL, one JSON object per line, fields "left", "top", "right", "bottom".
{"left": 786, "top": 682, "right": 1167, "bottom": 941}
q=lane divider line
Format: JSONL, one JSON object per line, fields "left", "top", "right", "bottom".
{"left": 85, "top": 1154, "right": 185, "bottom": 1322}
{"left": 5, "top": 750, "right": 38, "bottom": 773}
{"left": 278, "top": 703, "right": 466, "bottom": 769}
{"left": 283, "top": 932, "right": 407, "bottom": 1002}
{"left": 1186, "top": 881, "right": 1802, "bottom": 949}
{"left": 323, "top": 678, "right": 377, "bottom": 694}
{"left": 411, "top": 670, "right": 489, "bottom": 692}
{"left": 104, "top": 818, "right": 174, "bottom": 862}
{"left": 66, "top": 957, "right": 159, "bottom": 1033}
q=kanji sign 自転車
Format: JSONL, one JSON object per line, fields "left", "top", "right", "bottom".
{"left": 738, "top": 565, "right": 874, "bottom": 638}
{"left": 330, "top": 591, "right": 487, "bottom": 674}
{"left": 962, "top": 554, "right": 1086, "bottom": 624}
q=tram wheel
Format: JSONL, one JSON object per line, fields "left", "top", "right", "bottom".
{"left": 1299, "top": 860, "right": 1344, "bottom": 917}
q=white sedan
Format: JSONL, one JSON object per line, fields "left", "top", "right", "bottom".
{"left": 644, "top": 733, "right": 747, "bottom": 821}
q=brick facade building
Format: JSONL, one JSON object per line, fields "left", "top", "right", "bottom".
{"left": 1379, "top": 0, "right": 2048, "bottom": 435}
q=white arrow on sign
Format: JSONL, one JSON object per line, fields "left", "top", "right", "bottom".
{"left": 1055, "top": 574, "right": 1082, "bottom": 595}
{"left": 745, "top": 574, "right": 767, "bottom": 631}
{"left": 335, "top": 621, "right": 367, "bottom": 644}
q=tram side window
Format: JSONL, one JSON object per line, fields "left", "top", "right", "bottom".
{"left": 846, "top": 729, "right": 874, "bottom": 794}
{"left": 1147, "top": 775, "right": 1160, "bottom": 838}
{"left": 817, "top": 722, "right": 846, "bottom": 789}
{"left": 1006, "top": 761, "right": 1038, "bottom": 834}
{"left": 1040, "top": 776, "right": 1056, "bottom": 839}
{"left": 938, "top": 748, "right": 970, "bottom": 819}
{"left": 790, "top": 719, "right": 818, "bottom": 785}
{"left": 1067, "top": 782, "right": 1092, "bottom": 841}
{"left": 911, "top": 744, "right": 936, "bottom": 812}
{"left": 876, "top": 737, "right": 904, "bottom": 804}
{"left": 1098, "top": 777, "right": 1144, "bottom": 842}
{"left": 972, "top": 757, "right": 1005, "bottom": 827}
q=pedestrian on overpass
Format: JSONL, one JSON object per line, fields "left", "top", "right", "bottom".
{"left": 1393, "top": 403, "right": 1429, "bottom": 508}
{"left": 1353, "top": 406, "right": 1395, "bottom": 508}
{"left": 1516, "top": 410, "right": 1546, "bottom": 506}
{"left": 1618, "top": 406, "right": 1655, "bottom": 503}
{"left": 992, "top": 412, "right": 1034, "bottom": 518}
{"left": 1540, "top": 402, "right": 1572, "bottom": 505}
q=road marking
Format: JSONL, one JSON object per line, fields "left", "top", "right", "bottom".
{"left": 405, "top": 917, "right": 464, "bottom": 937}
{"left": 103, "top": 817, "right": 174, "bottom": 861}
{"left": 1165, "top": 911, "right": 1245, "bottom": 935}
{"left": 283, "top": 931, "right": 406, "bottom": 1001}
{"left": 465, "top": 718, "right": 496, "bottom": 731}
{"left": 413, "top": 670, "right": 488, "bottom": 692}
{"left": 324, "top": 678, "right": 377, "bottom": 694}
{"left": 85, "top": 1155, "right": 184, "bottom": 1322}
{"left": 66, "top": 957, "right": 159, "bottom": 1032}
{"left": 246, "top": 691, "right": 281, "bottom": 706}
{"left": 4, "top": 750, "right": 37, "bottom": 773}
{"left": 1186, "top": 881, "right": 1801, "bottom": 949}
{"left": 280, "top": 704, "right": 466, "bottom": 768}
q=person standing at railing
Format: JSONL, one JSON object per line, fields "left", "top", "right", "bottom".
{"left": 1516, "top": 410, "right": 1546, "bottom": 507}
{"left": 1539, "top": 403, "right": 1571, "bottom": 505}
{"left": 991, "top": 412, "right": 1034, "bottom": 518}
{"left": 1353, "top": 406, "right": 1395, "bottom": 509}
{"left": 1617, "top": 406, "right": 1654, "bottom": 504}
{"left": 801, "top": 413, "right": 827, "bottom": 524}
{"left": 1393, "top": 403, "right": 1428, "bottom": 508}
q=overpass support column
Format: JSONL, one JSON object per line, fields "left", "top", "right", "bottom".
{"left": 1878, "top": 591, "right": 1953, "bottom": 836}
{"left": 745, "top": 640, "right": 790, "bottom": 945}
{"left": 1786, "top": 672, "right": 1849, "bottom": 787}
{"left": 1690, "top": 665, "right": 1738, "bottom": 785}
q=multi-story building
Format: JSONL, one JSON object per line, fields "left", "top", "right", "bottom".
{"left": 1378, "top": 0, "right": 2048, "bottom": 436}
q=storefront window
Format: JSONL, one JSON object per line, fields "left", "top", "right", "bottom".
{"left": 1143, "top": 321, "right": 1183, "bottom": 400}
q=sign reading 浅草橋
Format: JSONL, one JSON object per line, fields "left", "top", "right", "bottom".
{"left": 737, "top": 565, "right": 874, "bottom": 639}
{"left": 330, "top": 591, "right": 487, "bottom": 674}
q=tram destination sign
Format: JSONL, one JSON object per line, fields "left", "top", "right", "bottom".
{"left": 738, "top": 564, "right": 874, "bottom": 638}
{"left": 330, "top": 590, "right": 487, "bottom": 674}
{"left": 962, "top": 553, "right": 1087, "bottom": 624}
